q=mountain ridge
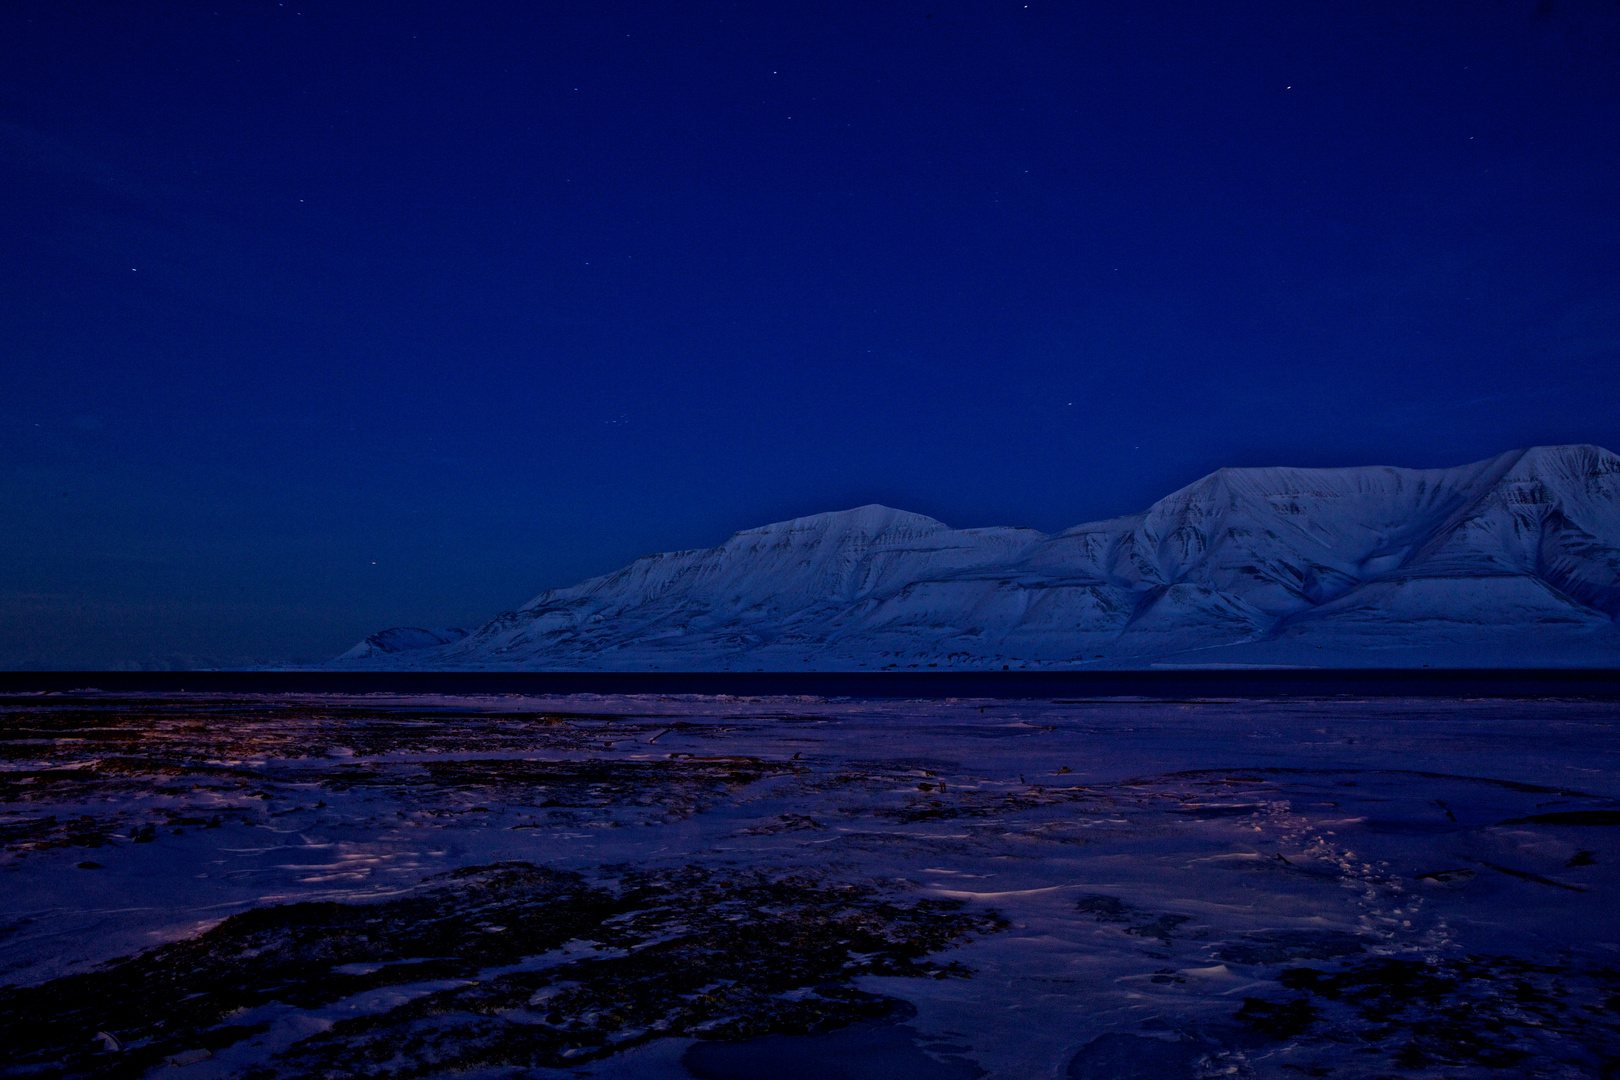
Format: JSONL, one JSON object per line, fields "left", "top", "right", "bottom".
{"left": 334, "top": 445, "right": 1620, "bottom": 670}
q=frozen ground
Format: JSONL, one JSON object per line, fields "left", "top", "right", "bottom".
{"left": 3, "top": 690, "right": 1619, "bottom": 1078}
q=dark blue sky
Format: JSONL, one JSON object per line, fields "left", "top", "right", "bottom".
{"left": 3, "top": 1, "right": 1617, "bottom": 667}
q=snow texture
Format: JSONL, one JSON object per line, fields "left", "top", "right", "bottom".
{"left": 337, "top": 627, "right": 470, "bottom": 660}
{"left": 338, "top": 445, "right": 1620, "bottom": 669}
{"left": 4, "top": 690, "right": 1619, "bottom": 1078}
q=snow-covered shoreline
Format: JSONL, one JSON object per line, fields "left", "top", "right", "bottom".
{"left": 3, "top": 690, "right": 1618, "bottom": 1076}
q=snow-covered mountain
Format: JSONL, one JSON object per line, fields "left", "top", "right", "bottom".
{"left": 337, "top": 626, "right": 471, "bottom": 660}
{"left": 336, "top": 445, "right": 1620, "bottom": 669}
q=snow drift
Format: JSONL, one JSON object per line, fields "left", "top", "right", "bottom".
{"left": 337, "top": 445, "right": 1620, "bottom": 669}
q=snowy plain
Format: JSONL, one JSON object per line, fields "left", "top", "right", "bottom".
{"left": 4, "top": 689, "right": 1619, "bottom": 1078}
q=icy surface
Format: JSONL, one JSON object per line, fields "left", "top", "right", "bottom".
{"left": 3, "top": 690, "right": 1620, "bottom": 1077}
{"left": 335, "top": 445, "right": 1620, "bottom": 670}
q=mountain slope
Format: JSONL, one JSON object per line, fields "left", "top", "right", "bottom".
{"left": 337, "top": 626, "right": 471, "bottom": 660}
{"left": 337, "top": 445, "right": 1620, "bottom": 669}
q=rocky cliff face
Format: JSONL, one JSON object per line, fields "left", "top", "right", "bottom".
{"left": 338, "top": 445, "right": 1620, "bottom": 669}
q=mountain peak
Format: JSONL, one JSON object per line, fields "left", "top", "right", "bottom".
{"left": 336, "top": 446, "right": 1620, "bottom": 670}
{"left": 734, "top": 504, "right": 950, "bottom": 538}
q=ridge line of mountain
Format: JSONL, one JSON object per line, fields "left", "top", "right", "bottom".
{"left": 333, "top": 444, "right": 1620, "bottom": 670}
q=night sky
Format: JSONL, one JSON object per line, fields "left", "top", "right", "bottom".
{"left": 3, "top": 1, "right": 1617, "bottom": 668}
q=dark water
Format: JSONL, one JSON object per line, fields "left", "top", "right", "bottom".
{"left": 3, "top": 668, "right": 1618, "bottom": 699}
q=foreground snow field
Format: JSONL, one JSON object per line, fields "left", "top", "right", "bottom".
{"left": 337, "top": 444, "right": 1620, "bottom": 671}
{"left": 3, "top": 690, "right": 1620, "bottom": 1078}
